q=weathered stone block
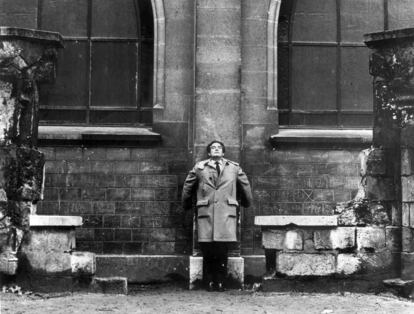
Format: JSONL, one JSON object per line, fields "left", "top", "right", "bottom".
{"left": 366, "top": 149, "right": 387, "bottom": 175}
{"left": 358, "top": 251, "right": 396, "bottom": 274}
{"left": 337, "top": 254, "right": 361, "bottom": 275}
{"left": 283, "top": 230, "right": 303, "bottom": 251}
{"left": 386, "top": 227, "right": 402, "bottom": 252}
{"left": 314, "top": 230, "right": 332, "bottom": 250}
{"left": 401, "top": 252, "right": 414, "bottom": 280}
{"left": 92, "top": 277, "right": 128, "bottom": 294}
{"left": 262, "top": 229, "right": 284, "bottom": 250}
{"left": 402, "top": 227, "right": 414, "bottom": 252}
{"left": 243, "top": 255, "right": 265, "bottom": 278}
{"left": 402, "top": 176, "right": 414, "bottom": 202}
{"left": 277, "top": 253, "right": 336, "bottom": 276}
{"left": 401, "top": 148, "right": 414, "bottom": 175}
{"left": 71, "top": 251, "right": 96, "bottom": 276}
{"left": 357, "top": 227, "right": 386, "bottom": 250}
{"left": 331, "top": 227, "right": 356, "bottom": 250}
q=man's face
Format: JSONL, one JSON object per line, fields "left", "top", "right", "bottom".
{"left": 208, "top": 143, "right": 224, "bottom": 158}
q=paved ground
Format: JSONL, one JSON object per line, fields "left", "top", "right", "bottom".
{"left": 1, "top": 284, "right": 414, "bottom": 314}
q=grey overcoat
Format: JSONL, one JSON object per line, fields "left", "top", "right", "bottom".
{"left": 182, "top": 159, "right": 253, "bottom": 242}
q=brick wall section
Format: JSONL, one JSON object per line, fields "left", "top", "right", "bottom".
{"left": 241, "top": 146, "right": 362, "bottom": 255}
{"left": 38, "top": 146, "right": 192, "bottom": 255}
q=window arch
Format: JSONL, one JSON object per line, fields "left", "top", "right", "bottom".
{"left": 39, "top": 0, "right": 154, "bottom": 126}
{"left": 278, "top": 0, "right": 384, "bottom": 127}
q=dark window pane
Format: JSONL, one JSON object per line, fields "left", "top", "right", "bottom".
{"left": 140, "top": 40, "right": 154, "bottom": 107}
{"left": 139, "top": 0, "right": 154, "bottom": 39}
{"left": 340, "top": 0, "right": 384, "bottom": 43}
{"left": 292, "top": 46, "right": 337, "bottom": 111}
{"left": 40, "top": 41, "right": 89, "bottom": 108}
{"left": 39, "top": 110, "right": 86, "bottom": 124}
{"left": 278, "top": 44, "right": 289, "bottom": 110}
{"left": 91, "top": 42, "right": 138, "bottom": 108}
{"left": 90, "top": 110, "right": 139, "bottom": 125}
{"left": 91, "top": 0, "right": 138, "bottom": 38}
{"left": 341, "top": 113, "right": 373, "bottom": 127}
{"left": 0, "top": 0, "right": 37, "bottom": 29}
{"left": 292, "top": 0, "right": 337, "bottom": 42}
{"left": 388, "top": 0, "right": 414, "bottom": 30}
{"left": 341, "top": 47, "right": 372, "bottom": 112}
{"left": 40, "top": 0, "right": 88, "bottom": 37}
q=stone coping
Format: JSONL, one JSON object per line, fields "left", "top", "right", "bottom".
{"left": 38, "top": 125, "right": 161, "bottom": 145}
{"left": 364, "top": 27, "right": 414, "bottom": 47}
{"left": 270, "top": 128, "right": 372, "bottom": 146}
{"left": 0, "top": 27, "right": 63, "bottom": 46}
{"left": 254, "top": 215, "right": 338, "bottom": 227}
{"left": 29, "top": 215, "right": 82, "bottom": 227}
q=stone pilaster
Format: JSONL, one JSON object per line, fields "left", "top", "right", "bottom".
{"left": 194, "top": 0, "right": 242, "bottom": 161}
{"left": 0, "top": 27, "right": 62, "bottom": 275}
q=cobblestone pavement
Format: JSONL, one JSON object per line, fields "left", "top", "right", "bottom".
{"left": 1, "top": 284, "right": 414, "bottom": 314}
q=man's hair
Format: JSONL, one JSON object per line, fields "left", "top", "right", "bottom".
{"left": 206, "top": 140, "right": 226, "bottom": 154}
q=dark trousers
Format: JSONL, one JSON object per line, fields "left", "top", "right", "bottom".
{"left": 199, "top": 242, "right": 229, "bottom": 284}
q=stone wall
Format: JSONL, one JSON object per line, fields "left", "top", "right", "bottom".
{"left": 37, "top": 146, "right": 192, "bottom": 255}
{"left": 241, "top": 146, "right": 363, "bottom": 255}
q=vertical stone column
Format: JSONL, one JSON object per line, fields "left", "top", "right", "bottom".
{"left": 0, "top": 27, "right": 62, "bottom": 275}
{"left": 365, "top": 28, "right": 414, "bottom": 282}
{"left": 194, "top": 0, "right": 242, "bottom": 161}
{"left": 189, "top": 0, "right": 244, "bottom": 289}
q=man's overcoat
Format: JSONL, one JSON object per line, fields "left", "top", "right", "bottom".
{"left": 182, "top": 159, "right": 252, "bottom": 242}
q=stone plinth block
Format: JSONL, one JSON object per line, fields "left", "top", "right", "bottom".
{"left": 189, "top": 256, "right": 244, "bottom": 290}
{"left": 71, "top": 251, "right": 96, "bottom": 276}
{"left": 337, "top": 254, "right": 361, "bottom": 275}
{"left": 357, "top": 227, "right": 386, "bottom": 250}
{"left": 262, "top": 229, "right": 284, "bottom": 250}
{"left": 402, "top": 227, "right": 414, "bottom": 252}
{"left": 243, "top": 255, "right": 266, "bottom": 278}
{"left": 283, "top": 230, "right": 303, "bottom": 251}
{"left": 276, "top": 253, "right": 336, "bottom": 276}
{"left": 401, "top": 252, "right": 414, "bottom": 280}
{"left": 96, "top": 255, "right": 189, "bottom": 283}
{"left": 92, "top": 277, "right": 128, "bottom": 294}
{"left": 0, "top": 252, "right": 18, "bottom": 275}
{"left": 255, "top": 215, "right": 338, "bottom": 227}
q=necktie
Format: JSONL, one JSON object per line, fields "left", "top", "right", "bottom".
{"left": 215, "top": 161, "right": 220, "bottom": 176}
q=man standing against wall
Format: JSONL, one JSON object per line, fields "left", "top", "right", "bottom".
{"left": 182, "top": 140, "right": 253, "bottom": 291}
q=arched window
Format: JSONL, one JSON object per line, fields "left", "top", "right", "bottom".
{"left": 39, "top": 0, "right": 153, "bottom": 125}
{"left": 278, "top": 0, "right": 385, "bottom": 127}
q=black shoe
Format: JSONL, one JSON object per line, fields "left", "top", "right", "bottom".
{"left": 207, "top": 281, "right": 215, "bottom": 292}
{"left": 217, "top": 282, "right": 225, "bottom": 292}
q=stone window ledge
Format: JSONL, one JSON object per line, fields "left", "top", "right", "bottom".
{"left": 270, "top": 129, "right": 372, "bottom": 147}
{"left": 38, "top": 126, "right": 162, "bottom": 146}
{"left": 29, "top": 215, "right": 82, "bottom": 227}
{"left": 254, "top": 215, "right": 338, "bottom": 227}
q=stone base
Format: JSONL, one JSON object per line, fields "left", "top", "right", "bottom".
{"left": 189, "top": 256, "right": 244, "bottom": 290}
{"left": 384, "top": 278, "right": 414, "bottom": 299}
{"left": 263, "top": 276, "right": 388, "bottom": 294}
{"left": 96, "top": 255, "right": 189, "bottom": 283}
{"left": 91, "top": 277, "right": 128, "bottom": 294}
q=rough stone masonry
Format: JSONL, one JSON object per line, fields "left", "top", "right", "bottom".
{"left": 0, "top": 27, "right": 62, "bottom": 277}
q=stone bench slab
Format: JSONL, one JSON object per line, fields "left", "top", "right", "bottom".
{"left": 254, "top": 215, "right": 337, "bottom": 227}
